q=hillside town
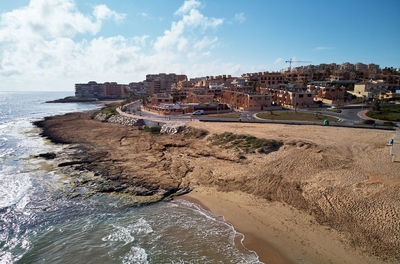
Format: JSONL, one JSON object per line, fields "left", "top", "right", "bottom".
{"left": 74, "top": 62, "right": 400, "bottom": 116}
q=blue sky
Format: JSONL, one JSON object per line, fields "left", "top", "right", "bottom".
{"left": 0, "top": 0, "right": 399, "bottom": 90}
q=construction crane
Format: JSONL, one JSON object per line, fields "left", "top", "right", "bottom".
{"left": 285, "top": 59, "right": 311, "bottom": 71}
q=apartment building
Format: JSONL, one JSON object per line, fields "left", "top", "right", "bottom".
{"left": 355, "top": 63, "right": 368, "bottom": 71}
{"left": 258, "top": 72, "right": 284, "bottom": 88}
{"left": 241, "top": 72, "right": 285, "bottom": 89}
{"left": 75, "top": 81, "right": 104, "bottom": 98}
{"left": 263, "top": 88, "right": 316, "bottom": 108}
{"left": 75, "top": 81, "right": 129, "bottom": 99}
{"left": 352, "top": 81, "right": 388, "bottom": 99}
{"left": 171, "top": 80, "right": 195, "bottom": 91}
{"left": 185, "top": 91, "right": 214, "bottom": 104}
{"left": 220, "top": 90, "right": 271, "bottom": 111}
{"left": 231, "top": 78, "right": 246, "bottom": 87}
{"left": 315, "top": 86, "right": 345, "bottom": 104}
{"left": 340, "top": 62, "right": 355, "bottom": 71}
{"left": 368, "top": 63, "right": 380, "bottom": 73}
{"left": 129, "top": 82, "right": 147, "bottom": 95}
{"left": 145, "top": 73, "right": 187, "bottom": 94}
{"left": 330, "top": 71, "right": 356, "bottom": 81}
{"left": 151, "top": 93, "right": 174, "bottom": 105}
{"left": 194, "top": 75, "right": 234, "bottom": 89}
{"left": 103, "top": 82, "right": 130, "bottom": 98}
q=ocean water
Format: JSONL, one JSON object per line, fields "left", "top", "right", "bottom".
{"left": 0, "top": 91, "right": 261, "bottom": 264}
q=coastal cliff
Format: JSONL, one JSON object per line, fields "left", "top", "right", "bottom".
{"left": 34, "top": 111, "right": 400, "bottom": 264}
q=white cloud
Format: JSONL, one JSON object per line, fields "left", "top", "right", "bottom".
{"left": 93, "top": 4, "right": 126, "bottom": 22}
{"left": 274, "top": 57, "right": 283, "bottom": 64}
{"left": 0, "top": 0, "right": 125, "bottom": 39}
{"left": 234, "top": 12, "right": 246, "bottom": 23}
{"left": 314, "top": 46, "right": 335, "bottom": 51}
{"left": 174, "top": 0, "right": 201, "bottom": 15}
{"left": 133, "top": 35, "right": 149, "bottom": 46}
{"left": 0, "top": 0, "right": 237, "bottom": 91}
{"left": 154, "top": 2, "right": 223, "bottom": 53}
{"left": 194, "top": 36, "right": 218, "bottom": 50}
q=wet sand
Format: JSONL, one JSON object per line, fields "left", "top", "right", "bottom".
{"left": 178, "top": 195, "right": 293, "bottom": 264}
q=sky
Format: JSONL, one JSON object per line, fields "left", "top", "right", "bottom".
{"left": 0, "top": 0, "right": 399, "bottom": 91}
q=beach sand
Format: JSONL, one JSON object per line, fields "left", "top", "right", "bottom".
{"left": 181, "top": 188, "right": 385, "bottom": 264}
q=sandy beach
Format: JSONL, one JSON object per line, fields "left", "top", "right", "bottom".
{"left": 181, "top": 188, "right": 385, "bottom": 264}
{"left": 35, "top": 113, "right": 400, "bottom": 263}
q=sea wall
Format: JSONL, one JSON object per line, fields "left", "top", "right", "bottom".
{"left": 94, "top": 113, "right": 145, "bottom": 127}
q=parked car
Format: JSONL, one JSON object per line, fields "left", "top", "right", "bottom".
{"left": 192, "top": 110, "right": 204, "bottom": 115}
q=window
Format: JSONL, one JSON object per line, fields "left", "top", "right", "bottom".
{"left": 299, "top": 94, "right": 304, "bottom": 98}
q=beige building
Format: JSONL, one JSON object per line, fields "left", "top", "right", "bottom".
{"left": 220, "top": 90, "right": 272, "bottom": 111}
{"left": 263, "top": 88, "right": 316, "bottom": 108}
{"left": 355, "top": 62, "right": 368, "bottom": 71}
{"left": 352, "top": 81, "right": 387, "bottom": 99}
{"left": 145, "top": 73, "right": 187, "bottom": 94}
{"left": 185, "top": 91, "right": 214, "bottom": 104}
{"left": 315, "top": 86, "right": 345, "bottom": 104}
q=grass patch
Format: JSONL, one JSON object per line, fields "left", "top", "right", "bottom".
{"left": 209, "top": 132, "right": 282, "bottom": 154}
{"left": 142, "top": 126, "right": 161, "bottom": 134}
{"left": 207, "top": 113, "right": 240, "bottom": 118}
{"left": 101, "top": 105, "right": 119, "bottom": 115}
{"left": 256, "top": 111, "right": 338, "bottom": 122}
{"left": 326, "top": 109, "right": 342, "bottom": 113}
{"left": 309, "top": 108, "right": 342, "bottom": 113}
{"left": 366, "top": 105, "right": 400, "bottom": 121}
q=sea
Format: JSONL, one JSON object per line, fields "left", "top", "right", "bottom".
{"left": 0, "top": 91, "right": 261, "bottom": 264}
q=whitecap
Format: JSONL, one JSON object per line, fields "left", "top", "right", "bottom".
{"left": 132, "top": 218, "right": 153, "bottom": 234}
{"left": 122, "top": 246, "right": 148, "bottom": 264}
{"left": 0, "top": 170, "right": 31, "bottom": 209}
{"left": 102, "top": 225, "right": 135, "bottom": 244}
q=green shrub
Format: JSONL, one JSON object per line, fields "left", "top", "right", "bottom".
{"left": 143, "top": 126, "right": 161, "bottom": 134}
{"left": 365, "top": 105, "right": 400, "bottom": 121}
{"left": 210, "top": 132, "right": 282, "bottom": 154}
{"left": 101, "top": 105, "right": 119, "bottom": 115}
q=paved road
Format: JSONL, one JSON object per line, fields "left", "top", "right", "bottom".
{"left": 235, "top": 107, "right": 366, "bottom": 124}
{"left": 299, "top": 108, "right": 365, "bottom": 124}
{"left": 121, "top": 102, "right": 375, "bottom": 125}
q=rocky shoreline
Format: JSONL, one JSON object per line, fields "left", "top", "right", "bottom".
{"left": 46, "top": 96, "right": 99, "bottom": 103}
{"left": 33, "top": 112, "right": 192, "bottom": 204}
{"left": 33, "top": 110, "right": 400, "bottom": 263}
